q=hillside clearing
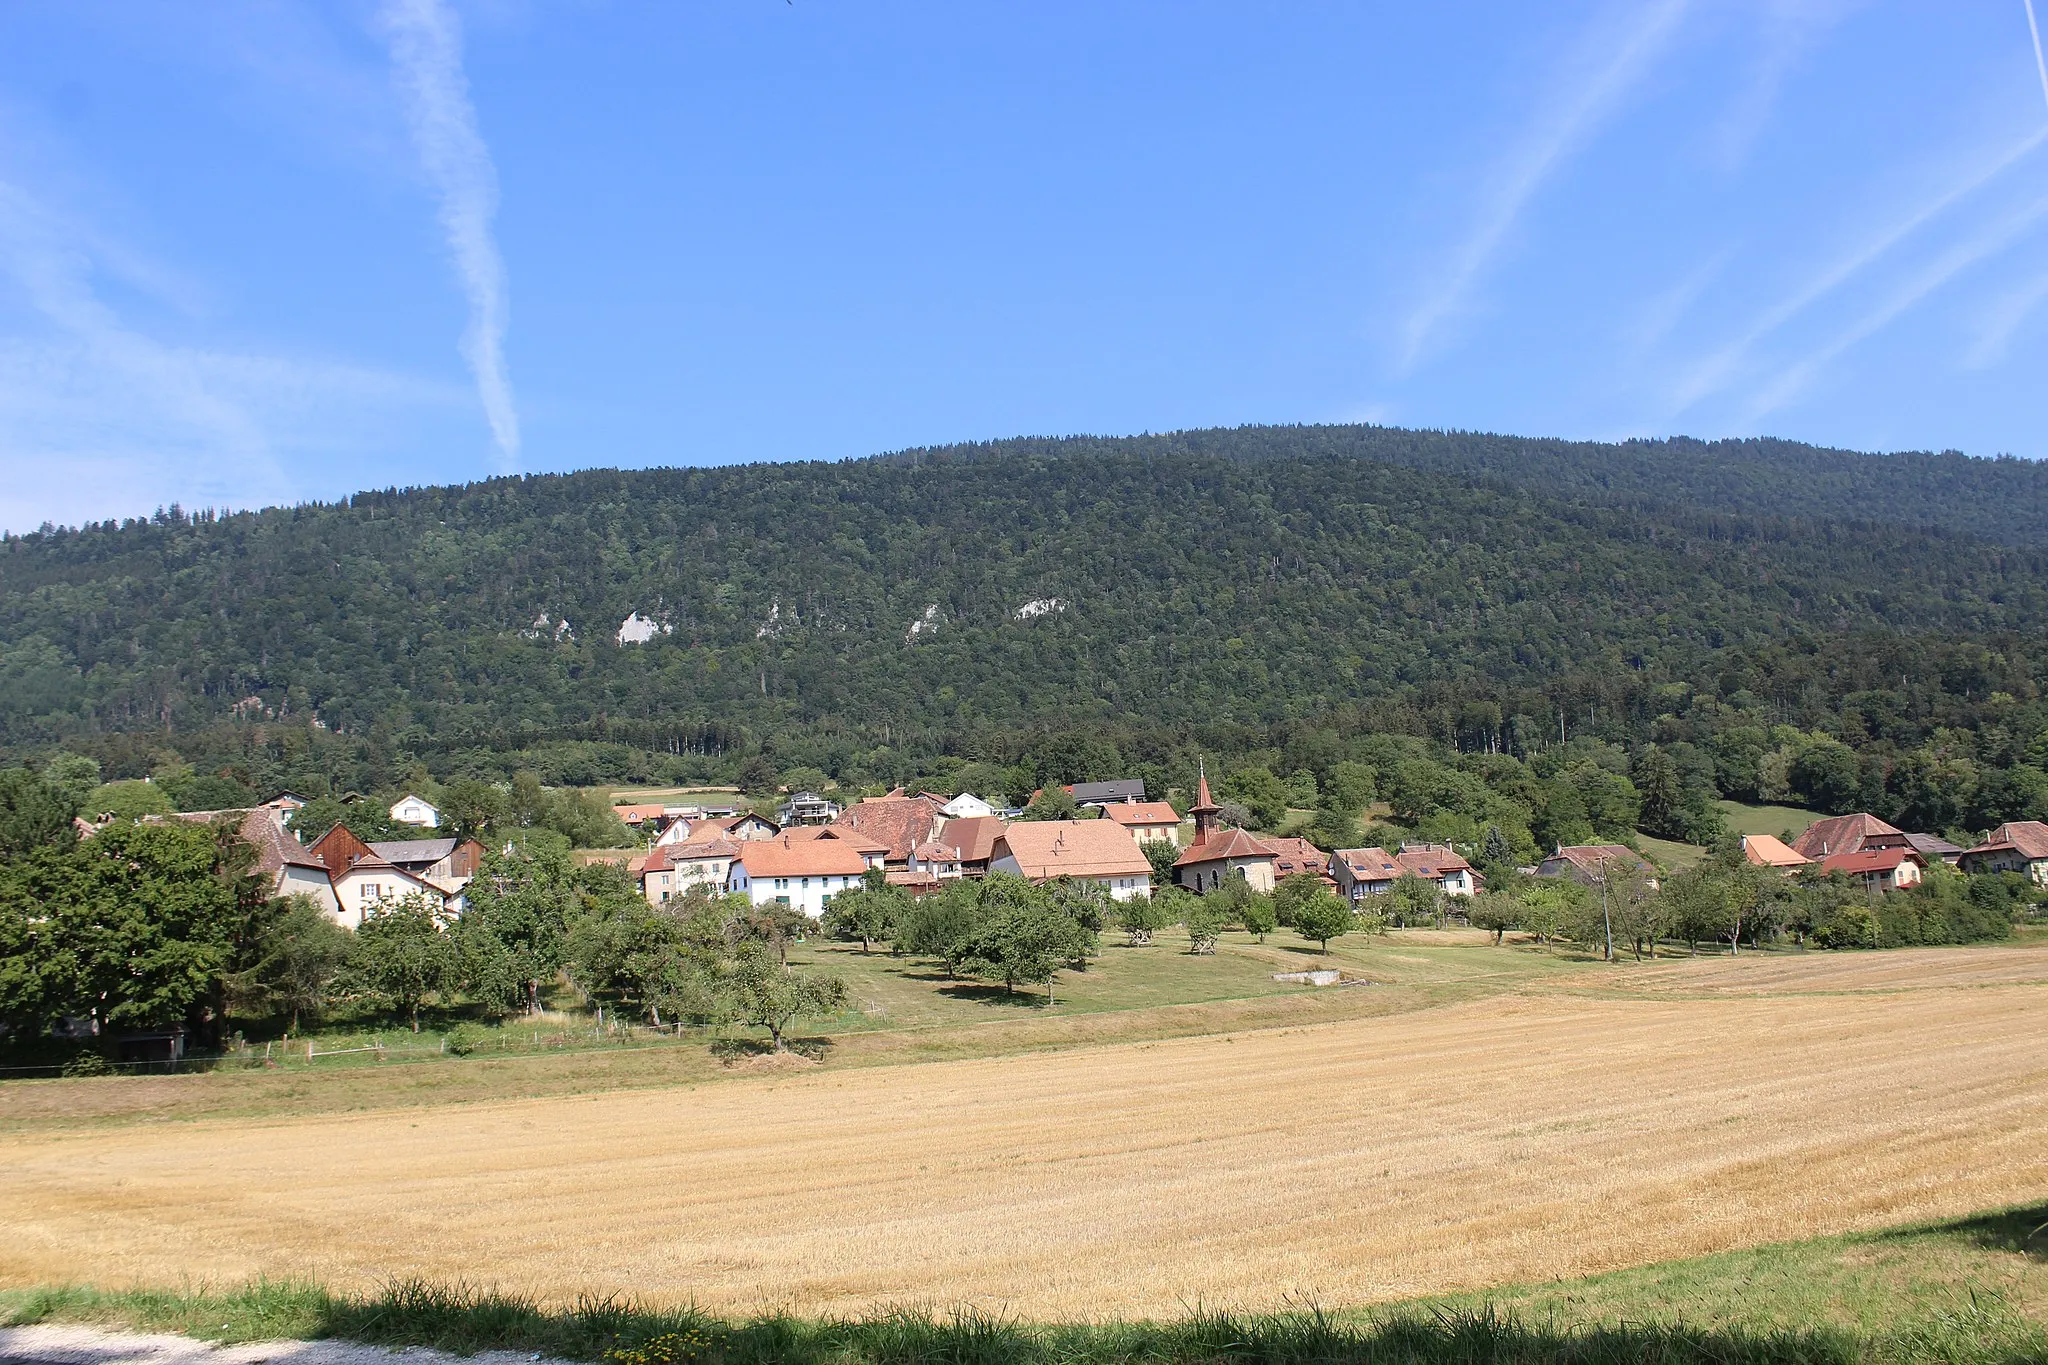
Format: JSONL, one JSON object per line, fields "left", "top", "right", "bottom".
{"left": 1717, "top": 800, "right": 1827, "bottom": 839}
{"left": 0, "top": 947, "right": 2043, "bottom": 1319}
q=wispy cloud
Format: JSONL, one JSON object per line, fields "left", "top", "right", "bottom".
{"left": 378, "top": 0, "right": 520, "bottom": 468}
{"left": 2027, "top": 0, "right": 2048, "bottom": 116}
{"left": 1666, "top": 124, "right": 2048, "bottom": 412}
{"left": 1964, "top": 263, "right": 2048, "bottom": 367}
{"left": 1705, "top": 0, "right": 1856, "bottom": 172}
{"left": 1398, "top": 0, "right": 1692, "bottom": 373}
{"left": 1742, "top": 188, "right": 2048, "bottom": 418}
{"left": 0, "top": 173, "right": 464, "bottom": 532}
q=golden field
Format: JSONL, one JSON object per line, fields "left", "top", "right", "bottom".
{"left": 2, "top": 944, "right": 2046, "bottom": 1320}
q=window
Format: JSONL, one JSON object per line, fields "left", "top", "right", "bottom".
{"left": 801, "top": 877, "right": 811, "bottom": 888}
{"left": 776, "top": 878, "right": 788, "bottom": 890}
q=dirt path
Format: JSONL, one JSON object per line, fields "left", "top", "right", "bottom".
{"left": 0, "top": 1324, "right": 568, "bottom": 1365}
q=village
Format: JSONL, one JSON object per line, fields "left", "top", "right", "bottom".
{"left": 158, "top": 772, "right": 2048, "bottom": 930}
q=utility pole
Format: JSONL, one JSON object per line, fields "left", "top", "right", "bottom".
{"left": 1599, "top": 859, "right": 1614, "bottom": 963}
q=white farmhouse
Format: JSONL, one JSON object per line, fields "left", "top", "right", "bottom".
{"left": 329, "top": 856, "right": 450, "bottom": 929}
{"left": 726, "top": 835, "right": 871, "bottom": 918}
{"left": 939, "top": 792, "right": 996, "bottom": 820}
{"left": 389, "top": 793, "right": 442, "bottom": 828}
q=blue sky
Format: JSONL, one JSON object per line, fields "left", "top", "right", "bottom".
{"left": 2, "top": 2, "right": 2047, "bottom": 530}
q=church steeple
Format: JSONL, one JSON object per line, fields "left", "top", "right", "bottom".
{"left": 1189, "top": 760, "right": 1220, "bottom": 847}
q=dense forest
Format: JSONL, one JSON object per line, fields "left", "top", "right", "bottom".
{"left": 3, "top": 424, "right": 2047, "bottom": 847}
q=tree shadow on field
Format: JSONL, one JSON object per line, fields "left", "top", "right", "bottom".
{"left": 707, "top": 1036, "right": 836, "bottom": 1065}
{"left": 1885, "top": 1200, "right": 2048, "bottom": 1259}
{"left": 937, "top": 982, "right": 1047, "bottom": 1008}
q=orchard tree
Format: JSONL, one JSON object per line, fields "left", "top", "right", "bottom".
{"left": 345, "top": 895, "right": 457, "bottom": 1031}
{"left": 1291, "top": 891, "right": 1355, "bottom": 952}
{"left": 1238, "top": 891, "right": 1279, "bottom": 942}
{"left": 462, "top": 843, "right": 577, "bottom": 1014}
{"left": 1467, "top": 891, "right": 1522, "bottom": 946}
{"left": 1272, "top": 872, "right": 1327, "bottom": 927}
{"left": 1114, "top": 893, "right": 1173, "bottom": 946}
{"left": 1182, "top": 898, "right": 1227, "bottom": 955}
{"left": 720, "top": 943, "right": 846, "bottom": 1052}
{"left": 895, "top": 881, "right": 983, "bottom": 976}
{"left": 1390, "top": 873, "right": 1445, "bottom": 928}
{"left": 955, "top": 902, "right": 1094, "bottom": 1002}
{"left": 822, "top": 883, "right": 908, "bottom": 954}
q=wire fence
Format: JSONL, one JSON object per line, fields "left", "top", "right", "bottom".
{"left": 0, "top": 1024, "right": 698, "bottom": 1079}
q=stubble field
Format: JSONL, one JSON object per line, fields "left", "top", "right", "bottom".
{"left": 2, "top": 944, "right": 2045, "bottom": 1321}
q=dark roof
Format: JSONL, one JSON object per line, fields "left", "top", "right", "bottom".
{"left": 1899, "top": 832, "right": 1963, "bottom": 860}
{"left": 369, "top": 838, "right": 460, "bottom": 865}
{"left": 1540, "top": 844, "right": 1650, "bottom": 878}
{"left": 1067, "top": 779, "right": 1146, "bottom": 804}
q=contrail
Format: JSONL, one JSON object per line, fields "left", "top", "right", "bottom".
{"left": 1398, "top": 0, "right": 1692, "bottom": 372}
{"left": 2028, "top": 0, "right": 2048, "bottom": 117}
{"left": 378, "top": 0, "right": 519, "bottom": 467}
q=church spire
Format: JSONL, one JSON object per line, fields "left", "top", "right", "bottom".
{"left": 1190, "top": 759, "right": 1219, "bottom": 847}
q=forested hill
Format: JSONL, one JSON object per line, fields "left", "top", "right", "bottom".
{"left": 3, "top": 424, "right": 2048, "bottom": 805}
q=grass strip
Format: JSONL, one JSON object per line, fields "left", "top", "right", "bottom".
{"left": 6, "top": 1203, "right": 2048, "bottom": 1364}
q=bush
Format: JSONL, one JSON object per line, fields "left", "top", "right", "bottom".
{"left": 445, "top": 1023, "right": 487, "bottom": 1057}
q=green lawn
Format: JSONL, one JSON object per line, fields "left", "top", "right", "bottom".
{"left": 1635, "top": 832, "right": 1706, "bottom": 871}
{"left": 1719, "top": 798, "right": 1828, "bottom": 840}
{"left": 7, "top": 1201, "right": 2042, "bottom": 1362}
{"left": 793, "top": 923, "right": 1580, "bottom": 1030}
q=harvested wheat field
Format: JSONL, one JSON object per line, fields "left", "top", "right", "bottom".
{"left": 3, "top": 946, "right": 2046, "bottom": 1319}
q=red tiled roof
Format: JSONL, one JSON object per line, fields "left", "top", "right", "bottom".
{"left": 994, "top": 820, "right": 1151, "bottom": 879}
{"left": 939, "top": 816, "right": 1007, "bottom": 864}
{"left": 1822, "top": 847, "right": 1923, "bottom": 875}
{"left": 1968, "top": 821, "right": 2048, "bottom": 861}
{"left": 1263, "top": 835, "right": 1330, "bottom": 877}
{"left": 830, "top": 793, "right": 947, "bottom": 863}
{"left": 1175, "top": 826, "right": 1275, "bottom": 866}
{"left": 912, "top": 841, "right": 961, "bottom": 862}
{"left": 671, "top": 839, "right": 739, "bottom": 862}
{"left": 1101, "top": 801, "right": 1181, "bottom": 828}
{"left": 1335, "top": 847, "right": 1401, "bottom": 880}
{"left": 1395, "top": 843, "right": 1472, "bottom": 877}
{"left": 1792, "top": 813, "right": 1900, "bottom": 860}
{"left": 733, "top": 836, "right": 871, "bottom": 879}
